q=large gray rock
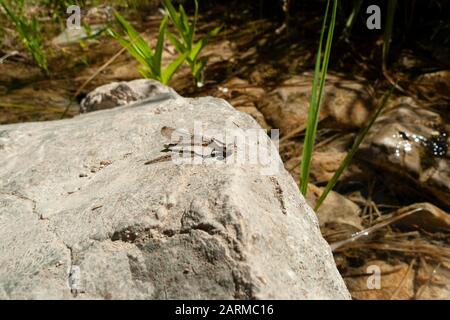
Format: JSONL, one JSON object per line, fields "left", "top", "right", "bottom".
{"left": 0, "top": 81, "right": 350, "bottom": 299}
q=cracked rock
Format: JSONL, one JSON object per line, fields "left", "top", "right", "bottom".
{"left": 0, "top": 80, "right": 350, "bottom": 299}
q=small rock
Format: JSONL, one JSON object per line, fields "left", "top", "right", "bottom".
{"left": 393, "top": 202, "right": 450, "bottom": 232}
{"left": 306, "top": 184, "right": 363, "bottom": 231}
{"left": 414, "top": 70, "right": 450, "bottom": 103}
{"left": 345, "top": 260, "right": 415, "bottom": 300}
{"left": 99, "top": 160, "right": 111, "bottom": 166}
{"left": 358, "top": 103, "right": 450, "bottom": 207}
{"left": 258, "top": 75, "right": 371, "bottom": 136}
{"left": 80, "top": 79, "right": 179, "bottom": 113}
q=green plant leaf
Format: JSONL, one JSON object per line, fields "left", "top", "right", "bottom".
{"left": 161, "top": 52, "right": 187, "bottom": 85}
{"left": 108, "top": 27, "right": 153, "bottom": 73}
{"left": 314, "top": 0, "right": 338, "bottom": 127}
{"left": 208, "top": 25, "right": 222, "bottom": 38}
{"left": 192, "top": 58, "right": 206, "bottom": 81}
{"left": 299, "top": 0, "right": 336, "bottom": 195}
{"left": 167, "top": 30, "right": 186, "bottom": 54}
{"left": 383, "top": 0, "right": 397, "bottom": 67}
{"left": 137, "top": 65, "right": 153, "bottom": 79}
{"left": 1, "top": 1, "right": 48, "bottom": 73}
{"left": 340, "top": 0, "right": 363, "bottom": 41}
{"left": 162, "top": 0, "right": 181, "bottom": 31}
{"left": 154, "top": 15, "right": 169, "bottom": 76}
{"left": 114, "top": 12, "right": 152, "bottom": 59}
{"left": 189, "top": 0, "right": 199, "bottom": 46}
{"left": 110, "top": 11, "right": 159, "bottom": 77}
{"left": 160, "top": 0, "right": 219, "bottom": 85}
{"left": 189, "top": 39, "right": 204, "bottom": 62}
{"left": 179, "top": 5, "right": 190, "bottom": 32}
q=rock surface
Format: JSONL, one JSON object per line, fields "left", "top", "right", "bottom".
{"left": 344, "top": 260, "right": 416, "bottom": 300}
{"left": 306, "top": 184, "right": 363, "bottom": 231}
{"left": 359, "top": 102, "right": 450, "bottom": 208}
{"left": 345, "top": 259, "right": 450, "bottom": 300}
{"left": 213, "top": 77, "right": 269, "bottom": 129}
{"left": 0, "top": 81, "right": 350, "bottom": 299}
{"left": 80, "top": 79, "right": 179, "bottom": 113}
{"left": 393, "top": 203, "right": 450, "bottom": 233}
{"left": 258, "top": 75, "right": 372, "bottom": 136}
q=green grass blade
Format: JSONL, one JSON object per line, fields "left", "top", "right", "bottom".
{"left": 1, "top": 2, "right": 19, "bottom": 26}
{"left": 179, "top": 5, "right": 190, "bottom": 32}
{"left": 162, "top": 0, "right": 182, "bottom": 31}
{"left": 108, "top": 28, "right": 153, "bottom": 74}
{"left": 189, "top": 39, "right": 204, "bottom": 62}
{"left": 300, "top": 51, "right": 323, "bottom": 194}
{"left": 114, "top": 12, "right": 153, "bottom": 59}
{"left": 1, "top": 1, "right": 48, "bottom": 73}
{"left": 192, "top": 59, "right": 206, "bottom": 81}
{"left": 340, "top": 0, "right": 363, "bottom": 40}
{"left": 383, "top": 0, "right": 397, "bottom": 66}
{"left": 313, "top": 0, "right": 338, "bottom": 127}
{"left": 161, "top": 0, "right": 219, "bottom": 85}
{"left": 110, "top": 12, "right": 158, "bottom": 76}
{"left": 161, "top": 52, "right": 187, "bottom": 85}
{"left": 163, "top": 0, "right": 190, "bottom": 46}
{"left": 189, "top": 25, "right": 221, "bottom": 62}
{"left": 314, "top": 85, "right": 395, "bottom": 210}
{"left": 208, "top": 26, "right": 222, "bottom": 38}
{"left": 178, "top": 4, "right": 191, "bottom": 46}
{"left": 154, "top": 15, "right": 169, "bottom": 76}
{"left": 166, "top": 30, "right": 186, "bottom": 54}
{"left": 299, "top": 0, "right": 335, "bottom": 195}
{"left": 190, "top": 0, "right": 199, "bottom": 46}
{"left": 137, "top": 65, "right": 154, "bottom": 80}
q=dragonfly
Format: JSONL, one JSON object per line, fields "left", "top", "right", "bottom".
{"left": 144, "top": 126, "right": 234, "bottom": 165}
